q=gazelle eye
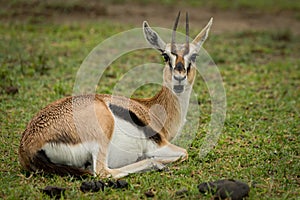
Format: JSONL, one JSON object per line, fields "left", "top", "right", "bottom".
{"left": 190, "top": 54, "right": 198, "bottom": 62}
{"left": 162, "top": 53, "right": 170, "bottom": 62}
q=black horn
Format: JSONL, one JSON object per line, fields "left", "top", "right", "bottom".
{"left": 184, "top": 12, "right": 190, "bottom": 55}
{"left": 171, "top": 11, "right": 181, "bottom": 54}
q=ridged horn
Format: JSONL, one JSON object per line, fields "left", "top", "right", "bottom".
{"left": 171, "top": 11, "right": 181, "bottom": 54}
{"left": 184, "top": 12, "right": 189, "bottom": 55}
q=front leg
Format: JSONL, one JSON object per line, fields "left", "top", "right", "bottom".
{"left": 107, "top": 159, "right": 165, "bottom": 178}
{"left": 145, "top": 142, "right": 188, "bottom": 163}
{"left": 107, "top": 142, "right": 188, "bottom": 178}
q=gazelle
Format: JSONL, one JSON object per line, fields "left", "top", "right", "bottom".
{"left": 19, "top": 12, "right": 213, "bottom": 178}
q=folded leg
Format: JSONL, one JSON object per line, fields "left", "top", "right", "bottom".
{"left": 107, "top": 143, "right": 188, "bottom": 178}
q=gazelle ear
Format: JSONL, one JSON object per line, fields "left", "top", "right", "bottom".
{"left": 143, "top": 21, "right": 166, "bottom": 52}
{"left": 192, "top": 18, "right": 213, "bottom": 52}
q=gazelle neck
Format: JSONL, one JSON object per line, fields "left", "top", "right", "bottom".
{"left": 135, "top": 85, "right": 192, "bottom": 141}
{"left": 175, "top": 86, "right": 193, "bottom": 126}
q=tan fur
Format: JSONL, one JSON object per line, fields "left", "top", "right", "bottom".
{"left": 133, "top": 86, "right": 181, "bottom": 141}
{"left": 18, "top": 90, "right": 178, "bottom": 174}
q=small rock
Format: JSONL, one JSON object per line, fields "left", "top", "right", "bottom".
{"left": 198, "top": 182, "right": 216, "bottom": 193}
{"left": 107, "top": 180, "right": 129, "bottom": 189}
{"left": 80, "top": 181, "right": 105, "bottom": 193}
{"left": 144, "top": 190, "right": 155, "bottom": 198}
{"left": 175, "top": 188, "right": 188, "bottom": 196}
{"left": 107, "top": 180, "right": 118, "bottom": 188}
{"left": 116, "top": 180, "right": 129, "bottom": 189}
{"left": 5, "top": 86, "right": 18, "bottom": 95}
{"left": 198, "top": 179, "right": 250, "bottom": 200}
{"left": 42, "top": 186, "right": 66, "bottom": 199}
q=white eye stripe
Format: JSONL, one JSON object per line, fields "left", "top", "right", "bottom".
{"left": 164, "top": 52, "right": 176, "bottom": 68}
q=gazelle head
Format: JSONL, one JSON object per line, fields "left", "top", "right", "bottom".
{"left": 143, "top": 12, "right": 213, "bottom": 94}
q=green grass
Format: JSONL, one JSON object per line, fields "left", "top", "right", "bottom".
{"left": 1, "top": 1, "right": 299, "bottom": 200}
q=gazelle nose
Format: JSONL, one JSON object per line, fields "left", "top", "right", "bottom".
{"left": 174, "top": 62, "right": 184, "bottom": 72}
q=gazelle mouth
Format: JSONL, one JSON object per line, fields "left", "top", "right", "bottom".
{"left": 173, "top": 85, "right": 184, "bottom": 93}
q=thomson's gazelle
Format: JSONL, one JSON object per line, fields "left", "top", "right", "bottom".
{"left": 19, "top": 12, "right": 213, "bottom": 178}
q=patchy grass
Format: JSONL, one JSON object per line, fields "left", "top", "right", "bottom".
{"left": 0, "top": 1, "right": 299, "bottom": 199}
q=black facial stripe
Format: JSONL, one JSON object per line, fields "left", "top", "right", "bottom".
{"left": 171, "top": 52, "right": 178, "bottom": 57}
{"left": 168, "top": 62, "right": 173, "bottom": 70}
{"left": 187, "top": 63, "right": 191, "bottom": 73}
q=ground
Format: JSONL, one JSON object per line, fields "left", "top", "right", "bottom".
{"left": 0, "top": 0, "right": 299, "bottom": 199}
{"left": 1, "top": 0, "right": 300, "bottom": 34}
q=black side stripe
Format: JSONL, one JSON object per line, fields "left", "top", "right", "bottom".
{"left": 109, "top": 104, "right": 162, "bottom": 144}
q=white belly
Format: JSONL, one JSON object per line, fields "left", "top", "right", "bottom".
{"left": 107, "top": 116, "right": 159, "bottom": 169}
{"left": 42, "top": 141, "right": 99, "bottom": 169}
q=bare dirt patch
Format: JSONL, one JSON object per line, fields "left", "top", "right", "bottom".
{"left": 1, "top": 2, "right": 300, "bottom": 35}
{"left": 101, "top": 4, "right": 300, "bottom": 35}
